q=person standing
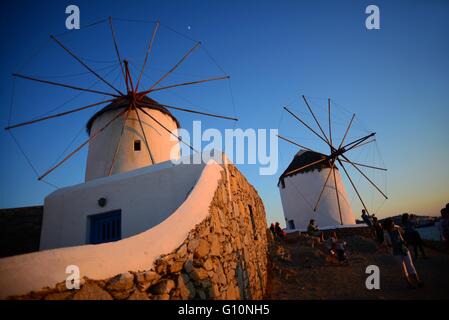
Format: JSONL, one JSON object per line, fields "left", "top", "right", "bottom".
{"left": 402, "top": 213, "right": 427, "bottom": 260}
{"left": 439, "top": 206, "right": 449, "bottom": 248}
{"left": 372, "top": 216, "right": 384, "bottom": 244}
{"left": 269, "top": 223, "right": 276, "bottom": 237}
{"left": 274, "top": 222, "right": 285, "bottom": 239}
{"left": 383, "top": 218, "right": 424, "bottom": 289}
{"left": 361, "top": 209, "right": 373, "bottom": 227}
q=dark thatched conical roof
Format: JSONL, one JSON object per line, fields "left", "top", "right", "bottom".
{"left": 86, "top": 96, "right": 180, "bottom": 134}
{"left": 278, "top": 150, "right": 336, "bottom": 188}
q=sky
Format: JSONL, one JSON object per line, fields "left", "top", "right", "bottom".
{"left": 0, "top": 0, "right": 448, "bottom": 225}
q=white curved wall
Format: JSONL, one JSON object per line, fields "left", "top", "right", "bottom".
{"left": 85, "top": 108, "right": 180, "bottom": 181}
{"left": 0, "top": 161, "right": 223, "bottom": 299}
{"left": 40, "top": 159, "right": 205, "bottom": 250}
{"left": 279, "top": 168, "right": 355, "bottom": 230}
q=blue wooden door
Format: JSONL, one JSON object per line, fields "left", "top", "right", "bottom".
{"left": 89, "top": 210, "right": 121, "bottom": 244}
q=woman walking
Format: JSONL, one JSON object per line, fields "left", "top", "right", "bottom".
{"left": 383, "top": 218, "right": 424, "bottom": 289}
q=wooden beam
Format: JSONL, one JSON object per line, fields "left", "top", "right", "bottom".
{"left": 340, "top": 159, "right": 387, "bottom": 171}
{"left": 137, "top": 105, "right": 197, "bottom": 152}
{"left": 337, "top": 158, "right": 370, "bottom": 214}
{"left": 139, "top": 100, "right": 238, "bottom": 121}
{"left": 134, "top": 104, "right": 155, "bottom": 164}
{"left": 338, "top": 114, "right": 355, "bottom": 150}
{"left": 147, "top": 75, "right": 230, "bottom": 93}
{"left": 302, "top": 95, "right": 331, "bottom": 146}
{"left": 276, "top": 134, "right": 316, "bottom": 152}
{"left": 135, "top": 20, "right": 160, "bottom": 92}
{"left": 12, "top": 73, "right": 119, "bottom": 97}
{"left": 50, "top": 35, "right": 124, "bottom": 96}
{"left": 38, "top": 108, "right": 127, "bottom": 180}
{"left": 313, "top": 159, "right": 336, "bottom": 212}
{"left": 139, "top": 41, "right": 201, "bottom": 96}
{"left": 283, "top": 106, "right": 331, "bottom": 148}
{"left": 5, "top": 98, "right": 116, "bottom": 130}
{"left": 340, "top": 154, "right": 388, "bottom": 199}
{"left": 284, "top": 158, "right": 327, "bottom": 177}
{"left": 108, "top": 106, "right": 131, "bottom": 175}
{"left": 332, "top": 164, "right": 343, "bottom": 225}
{"left": 108, "top": 16, "right": 126, "bottom": 90}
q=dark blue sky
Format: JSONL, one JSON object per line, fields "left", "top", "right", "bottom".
{"left": 1, "top": 0, "right": 448, "bottom": 224}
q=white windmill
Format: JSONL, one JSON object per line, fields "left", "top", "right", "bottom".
{"left": 277, "top": 96, "right": 388, "bottom": 231}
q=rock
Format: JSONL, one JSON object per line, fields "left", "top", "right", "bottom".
{"left": 226, "top": 284, "right": 240, "bottom": 300}
{"left": 178, "top": 274, "right": 194, "bottom": 300}
{"left": 194, "top": 239, "right": 210, "bottom": 258}
{"left": 177, "top": 244, "right": 188, "bottom": 257}
{"left": 55, "top": 281, "right": 68, "bottom": 292}
{"left": 199, "top": 226, "right": 210, "bottom": 238}
{"left": 188, "top": 239, "right": 200, "bottom": 253}
{"left": 214, "top": 263, "right": 227, "bottom": 286}
{"left": 73, "top": 283, "right": 113, "bottom": 300}
{"left": 127, "top": 289, "right": 149, "bottom": 300}
{"left": 224, "top": 241, "right": 233, "bottom": 254}
{"left": 211, "top": 214, "right": 222, "bottom": 234}
{"left": 184, "top": 259, "right": 194, "bottom": 273}
{"left": 232, "top": 202, "right": 240, "bottom": 217}
{"left": 203, "top": 258, "right": 213, "bottom": 271}
{"left": 106, "top": 272, "right": 135, "bottom": 292}
{"left": 190, "top": 268, "right": 209, "bottom": 281}
{"left": 208, "top": 284, "right": 220, "bottom": 299}
{"left": 136, "top": 270, "right": 160, "bottom": 291}
{"left": 169, "top": 260, "right": 184, "bottom": 273}
{"left": 227, "top": 269, "right": 236, "bottom": 283}
{"left": 210, "top": 235, "right": 221, "bottom": 256}
{"left": 149, "top": 279, "right": 175, "bottom": 295}
{"left": 156, "top": 261, "right": 168, "bottom": 275}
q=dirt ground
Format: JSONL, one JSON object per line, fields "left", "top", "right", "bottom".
{"left": 266, "top": 235, "right": 449, "bottom": 300}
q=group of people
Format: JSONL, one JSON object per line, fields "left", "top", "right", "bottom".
{"left": 358, "top": 205, "right": 449, "bottom": 289}
{"left": 269, "top": 203, "right": 449, "bottom": 289}
{"left": 360, "top": 209, "right": 425, "bottom": 288}
{"left": 269, "top": 222, "right": 286, "bottom": 239}
{"left": 270, "top": 220, "right": 348, "bottom": 262}
{"left": 307, "top": 219, "right": 348, "bottom": 262}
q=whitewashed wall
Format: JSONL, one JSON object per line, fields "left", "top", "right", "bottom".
{"left": 85, "top": 107, "right": 180, "bottom": 181}
{"left": 279, "top": 168, "right": 356, "bottom": 230}
{"left": 40, "top": 159, "right": 205, "bottom": 250}
{"left": 0, "top": 162, "right": 223, "bottom": 299}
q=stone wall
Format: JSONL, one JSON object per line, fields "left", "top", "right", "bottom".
{"left": 0, "top": 206, "right": 43, "bottom": 258}
{"left": 9, "top": 163, "right": 268, "bottom": 300}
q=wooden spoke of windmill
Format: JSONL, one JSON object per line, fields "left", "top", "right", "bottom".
{"left": 278, "top": 95, "right": 387, "bottom": 221}
{"left": 6, "top": 18, "right": 238, "bottom": 181}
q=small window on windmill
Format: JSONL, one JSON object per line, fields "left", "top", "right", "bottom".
{"left": 248, "top": 205, "right": 258, "bottom": 240}
{"left": 134, "top": 140, "right": 141, "bottom": 151}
